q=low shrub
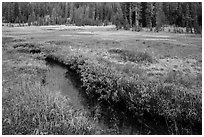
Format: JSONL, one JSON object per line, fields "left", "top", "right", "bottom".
{"left": 108, "top": 48, "right": 154, "bottom": 63}
{"left": 164, "top": 70, "right": 202, "bottom": 88}
{"left": 13, "top": 42, "right": 36, "bottom": 49}
{"left": 2, "top": 37, "right": 14, "bottom": 44}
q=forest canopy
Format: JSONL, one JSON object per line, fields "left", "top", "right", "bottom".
{"left": 2, "top": 2, "right": 202, "bottom": 33}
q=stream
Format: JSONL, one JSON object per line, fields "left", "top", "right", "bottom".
{"left": 45, "top": 61, "right": 86, "bottom": 110}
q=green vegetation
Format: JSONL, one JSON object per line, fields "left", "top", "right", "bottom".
{"left": 2, "top": 38, "right": 106, "bottom": 135}
{"left": 2, "top": 2, "right": 202, "bottom": 33}
{"left": 44, "top": 42, "right": 202, "bottom": 134}
{"left": 2, "top": 26, "right": 202, "bottom": 135}
{"left": 3, "top": 41, "right": 202, "bottom": 134}
{"left": 2, "top": 77, "right": 104, "bottom": 135}
{"left": 108, "top": 48, "right": 154, "bottom": 63}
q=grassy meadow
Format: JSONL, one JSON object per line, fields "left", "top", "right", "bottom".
{"left": 2, "top": 25, "right": 202, "bottom": 135}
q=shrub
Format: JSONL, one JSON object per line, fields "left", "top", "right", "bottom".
{"left": 108, "top": 49, "right": 154, "bottom": 63}
{"left": 164, "top": 70, "right": 202, "bottom": 88}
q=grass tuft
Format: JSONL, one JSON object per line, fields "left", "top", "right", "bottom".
{"left": 108, "top": 48, "right": 154, "bottom": 63}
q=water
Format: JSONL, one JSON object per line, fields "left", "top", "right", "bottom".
{"left": 45, "top": 61, "right": 85, "bottom": 109}
{"left": 45, "top": 61, "right": 113, "bottom": 133}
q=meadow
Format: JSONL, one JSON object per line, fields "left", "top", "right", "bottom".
{"left": 2, "top": 25, "right": 202, "bottom": 134}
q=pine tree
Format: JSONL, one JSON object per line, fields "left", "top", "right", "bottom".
{"left": 155, "top": 2, "right": 166, "bottom": 32}
{"left": 14, "top": 2, "right": 19, "bottom": 23}
{"left": 133, "top": 2, "right": 141, "bottom": 31}
{"left": 191, "top": 3, "right": 201, "bottom": 34}
{"left": 129, "top": 3, "right": 132, "bottom": 28}
{"left": 7, "top": 3, "right": 14, "bottom": 23}
{"left": 185, "top": 3, "right": 191, "bottom": 33}
{"left": 145, "top": 2, "right": 153, "bottom": 31}
{"left": 2, "top": 2, "right": 202, "bottom": 32}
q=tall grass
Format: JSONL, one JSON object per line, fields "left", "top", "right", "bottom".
{"left": 2, "top": 75, "right": 104, "bottom": 135}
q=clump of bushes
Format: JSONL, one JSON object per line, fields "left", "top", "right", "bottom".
{"left": 13, "top": 42, "right": 36, "bottom": 49}
{"left": 108, "top": 48, "right": 154, "bottom": 63}
{"left": 164, "top": 70, "right": 202, "bottom": 88}
{"left": 2, "top": 37, "right": 14, "bottom": 44}
{"left": 11, "top": 42, "right": 42, "bottom": 54}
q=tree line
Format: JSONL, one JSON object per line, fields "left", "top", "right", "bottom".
{"left": 2, "top": 2, "right": 202, "bottom": 33}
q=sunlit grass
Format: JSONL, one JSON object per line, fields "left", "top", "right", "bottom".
{"left": 2, "top": 75, "right": 104, "bottom": 135}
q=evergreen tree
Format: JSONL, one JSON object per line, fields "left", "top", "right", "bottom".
{"left": 129, "top": 3, "right": 132, "bottom": 28}
{"left": 133, "top": 2, "right": 141, "bottom": 31}
{"left": 155, "top": 2, "right": 166, "bottom": 32}
{"left": 14, "top": 2, "right": 19, "bottom": 22}
{"left": 2, "top": 2, "right": 202, "bottom": 34}
{"left": 145, "top": 2, "right": 154, "bottom": 31}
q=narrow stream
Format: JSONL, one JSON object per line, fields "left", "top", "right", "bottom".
{"left": 44, "top": 61, "right": 113, "bottom": 133}
{"left": 45, "top": 61, "right": 85, "bottom": 110}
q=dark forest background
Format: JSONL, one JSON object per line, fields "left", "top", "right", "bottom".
{"left": 2, "top": 2, "right": 202, "bottom": 33}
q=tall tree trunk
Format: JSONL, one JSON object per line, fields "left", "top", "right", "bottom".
{"left": 69, "top": 3, "right": 74, "bottom": 23}
{"left": 65, "top": 2, "right": 68, "bottom": 19}
{"left": 146, "top": 2, "right": 153, "bottom": 31}
{"left": 134, "top": 3, "right": 141, "bottom": 31}
{"left": 192, "top": 3, "right": 200, "bottom": 34}
{"left": 135, "top": 5, "right": 139, "bottom": 31}
{"left": 185, "top": 3, "right": 190, "bottom": 33}
{"left": 92, "top": 5, "right": 95, "bottom": 20}
{"left": 129, "top": 3, "right": 132, "bottom": 28}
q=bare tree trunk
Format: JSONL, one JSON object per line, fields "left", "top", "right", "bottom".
{"left": 65, "top": 2, "right": 68, "bottom": 19}
{"left": 129, "top": 3, "right": 132, "bottom": 28}
{"left": 69, "top": 3, "right": 74, "bottom": 23}
{"left": 135, "top": 3, "right": 140, "bottom": 31}
{"left": 135, "top": 6, "right": 139, "bottom": 31}
{"left": 92, "top": 5, "right": 95, "bottom": 20}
